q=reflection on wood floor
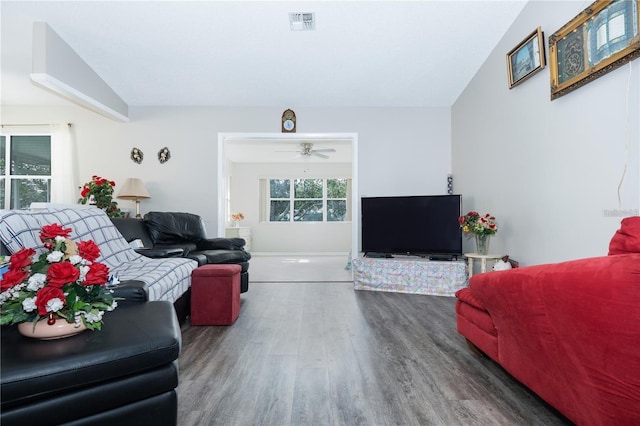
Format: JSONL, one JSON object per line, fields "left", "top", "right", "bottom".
{"left": 178, "top": 282, "right": 570, "bottom": 426}
{"left": 249, "top": 254, "right": 353, "bottom": 282}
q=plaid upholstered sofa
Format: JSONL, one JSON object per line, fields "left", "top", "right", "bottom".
{"left": 0, "top": 207, "right": 198, "bottom": 318}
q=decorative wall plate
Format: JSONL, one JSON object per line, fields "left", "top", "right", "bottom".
{"left": 158, "top": 147, "right": 171, "bottom": 164}
{"left": 131, "top": 147, "right": 143, "bottom": 164}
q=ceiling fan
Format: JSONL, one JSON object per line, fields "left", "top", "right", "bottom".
{"left": 278, "top": 143, "right": 336, "bottom": 159}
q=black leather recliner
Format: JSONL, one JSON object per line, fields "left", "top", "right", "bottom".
{"left": 111, "top": 212, "right": 251, "bottom": 293}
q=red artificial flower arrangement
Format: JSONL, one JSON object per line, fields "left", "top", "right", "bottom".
{"left": 458, "top": 211, "right": 498, "bottom": 236}
{"left": 78, "top": 175, "right": 122, "bottom": 218}
{"left": 0, "top": 223, "right": 118, "bottom": 330}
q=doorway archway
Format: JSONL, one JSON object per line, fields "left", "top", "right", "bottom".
{"left": 217, "top": 132, "right": 358, "bottom": 258}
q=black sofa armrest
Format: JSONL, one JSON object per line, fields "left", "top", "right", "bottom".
{"left": 111, "top": 280, "right": 149, "bottom": 307}
{"left": 111, "top": 218, "right": 155, "bottom": 248}
{"left": 197, "top": 238, "right": 246, "bottom": 251}
{"left": 135, "top": 248, "right": 184, "bottom": 258}
{"left": 196, "top": 249, "right": 251, "bottom": 264}
{"left": 185, "top": 253, "right": 207, "bottom": 266}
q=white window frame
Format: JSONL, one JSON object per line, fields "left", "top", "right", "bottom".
{"left": 267, "top": 177, "right": 350, "bottom": 223}
{"left": 0, "top": 130, "right": 52, "bottom": 210}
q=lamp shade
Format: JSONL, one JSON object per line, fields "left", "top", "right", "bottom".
{"left": 117, "top": 178, "right": 150, "bottom": 200}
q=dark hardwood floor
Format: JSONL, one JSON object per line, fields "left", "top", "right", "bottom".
{"left": 177, "top": 283, "right": 571, "bottom": 425}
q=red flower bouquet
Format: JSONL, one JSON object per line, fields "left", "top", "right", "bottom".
{"left": 458, "top": 211, "right": 498, "bottom": 236}
{"left": 0, "top": 223, "right": 117, "bottom": 330}
{"left": 78, "top": 175, "right": 122, "bottom": 218}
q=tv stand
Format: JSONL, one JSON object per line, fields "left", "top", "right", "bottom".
{"left": 353, "top": 255, "right": 467, "bottom": 296}
{"left": 364, "top": 252, "right": 394, "bottom": 259}
{"left": 428, "top": 255, "right": 454, "bottom": 261}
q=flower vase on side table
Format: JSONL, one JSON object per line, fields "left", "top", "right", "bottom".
{"left": 475, "top": 234, "right": 490, "bottom": 255}
{"left": 18, "top": 315, "right": 87, "bottom": 340}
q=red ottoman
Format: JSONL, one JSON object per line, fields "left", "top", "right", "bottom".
{"left": 190, "top": 264, "right": 242, "bottom": 325}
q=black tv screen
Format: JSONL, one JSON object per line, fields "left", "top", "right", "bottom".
{"left": 361, "top": 194, "right": 462, "bottom": 256}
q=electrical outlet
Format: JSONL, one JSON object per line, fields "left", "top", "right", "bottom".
{"left": 602, "top": 208, "right": 639, "bottom": 217}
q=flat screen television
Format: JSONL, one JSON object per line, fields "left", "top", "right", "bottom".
{"left": 361, "top": 194, "right": 462, "bottom": 257}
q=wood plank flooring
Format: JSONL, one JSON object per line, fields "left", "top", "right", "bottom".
{"left": 177, "top": 283, "right": 571, "bottom": 425}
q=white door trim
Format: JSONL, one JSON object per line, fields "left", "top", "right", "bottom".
{"left": 217, "top": 132, "right": 359, "bottom": 258}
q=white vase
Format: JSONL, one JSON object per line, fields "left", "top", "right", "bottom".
{"left": 18, "top": 317, "right": 87, "bottom": 340}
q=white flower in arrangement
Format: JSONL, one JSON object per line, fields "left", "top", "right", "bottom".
{"left": 1, "top": 283, "right": 25, "bottom": 302}
{"left": 46, "top": 251, "right": 64, "bottom": 263}
{"left": 46, "top": 297, "right": 64, "bottom": 313}
{"left": 68, "top": 254, "right": 83, "bottom": 265}
{"left": 27, "top": 273, "right": 47, "bottom": 291}
{"left": 22, "top": 297, "right": 37, "bottom": 312}
{"left": 80, "top": 310, "right": 104, "bottom": 323}
{"left": 78, "top": 264, "right": 90, "bottom": 281}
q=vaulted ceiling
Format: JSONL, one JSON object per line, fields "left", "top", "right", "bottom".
{"left": 1, "top": 1, "right": 527, "bottom": 109}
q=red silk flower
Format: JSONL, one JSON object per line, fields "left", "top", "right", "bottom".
{"left": 39, "top": 223, "right": 72, "bottom": 242}
{"left": 83, "top": 262, "right": 110, "bottom": 286}
{"left": 0, "top": 269, "right": 30, "bottom": 292}
{"left": 9, "top": 247, "right": 35, "bottom": 271}
{"left": 35, "top": 286, "right": 66, "bottom": 315}
{"left": 46, "top": 262, "right": 80, "bottom": 287}
{"left": 77, "top": 240, "right": 101, "bottom": 262}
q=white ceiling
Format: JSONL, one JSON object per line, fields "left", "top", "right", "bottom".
{"left": 1, "top": 0, "right": 528, "bottom": 109}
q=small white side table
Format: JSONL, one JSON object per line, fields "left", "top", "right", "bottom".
{"left": 465, "top": 253, "right": 505, "bottom": 277}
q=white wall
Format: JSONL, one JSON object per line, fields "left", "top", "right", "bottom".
{"left": 230, "top": 162, "right": 352, "bottom": 253}
{"left": 452, "top": 1, "right": 640, "bottom": 265}
{"left": 1, "top": 105, "right": 452, "bottom": 242}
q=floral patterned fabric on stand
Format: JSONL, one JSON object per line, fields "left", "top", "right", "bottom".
{"left": 352, "top": 256, "right": 467, "bottom": 297}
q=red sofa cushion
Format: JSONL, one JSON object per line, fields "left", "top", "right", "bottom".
{"left": 455, "top": 287, "right": 486, "bottom": 311}
{"left": 609, "top": 216, "right": 640, "bottom": 255}
{"left": 469, "top": 253, "right": 640, "bottom": 425}
{"left": 455, "top": 288, "right": 495, "bottom": 334}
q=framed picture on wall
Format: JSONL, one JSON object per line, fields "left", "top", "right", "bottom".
{"left": 507, "top": 27, "right": 546, "bottom": 89}
{"left": 549, "top": 0, "right": 640, "bottom": 100}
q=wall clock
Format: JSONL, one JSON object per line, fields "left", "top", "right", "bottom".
{"left": 281, "top": 109, "right": 296, "bottom": 133}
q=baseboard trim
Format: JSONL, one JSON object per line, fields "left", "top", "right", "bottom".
{"left": 250, "top": 252, "right": 350, "bottom": 256}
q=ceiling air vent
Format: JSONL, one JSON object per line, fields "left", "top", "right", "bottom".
{"left": 289, "top": 12, "right": 315, "bottom": 31}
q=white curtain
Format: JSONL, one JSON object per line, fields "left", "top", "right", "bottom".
{"left": 50, "top": 123, "right": 79, "bottom": 203}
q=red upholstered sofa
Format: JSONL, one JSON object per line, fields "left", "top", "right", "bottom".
{"left": 455, "top": 217, "right": 640, "bottom": 425}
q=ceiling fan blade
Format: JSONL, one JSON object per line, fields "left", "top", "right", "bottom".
{"left": 311, "top": 151, "right": 329, "bottom": 159}
{"left": 312, "top": 148, "right": 336, "bottom": 153}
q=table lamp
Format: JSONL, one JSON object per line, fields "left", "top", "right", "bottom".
{"left": 117, "top": 178, "right": 151, "bottom": 218}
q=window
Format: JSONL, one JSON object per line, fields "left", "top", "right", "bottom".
{"left": 327, "top": 178, "right": 348, "bottom": 221}
{"left": 268, "top": 178, "right": 350, "bottom": 222}
{"left": 0, "top": 133, "right": 52, "bottom": 210}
